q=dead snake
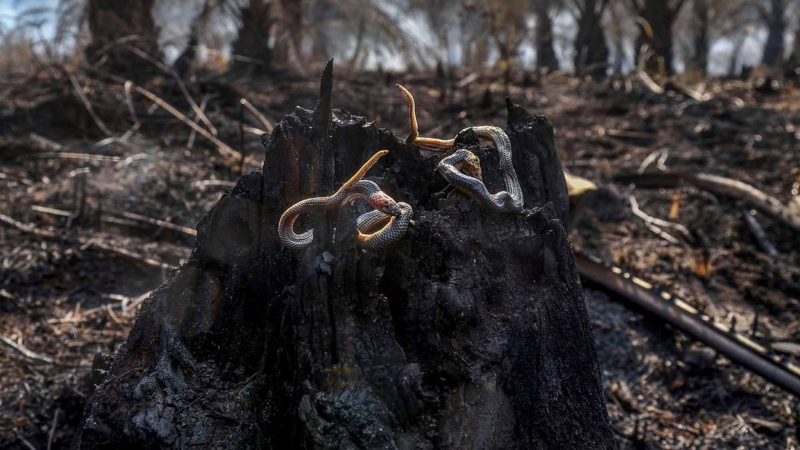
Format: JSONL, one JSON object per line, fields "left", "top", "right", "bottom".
{"left": 277, "top": 150, "right": 412, "bottom": 250}
{"left": 397, "top": 84, "right": 524, "bottom": 212}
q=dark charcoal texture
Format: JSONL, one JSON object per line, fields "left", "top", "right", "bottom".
{"left": 77, "top": 65, "right": 615, "bottom": 449}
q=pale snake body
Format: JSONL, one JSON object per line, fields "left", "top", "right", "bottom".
{"left": 277, "top": 150, "right": 412, "bottom": 250}
{"left": 397, "top": 84, "right": 525, "bottom": 213}
{"left": 437, "top": 127, "right": 524, "bottom": 212}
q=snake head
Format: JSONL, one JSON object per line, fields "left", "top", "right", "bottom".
{"left": 369, "top": 192, "right": 402, "bottom": 217}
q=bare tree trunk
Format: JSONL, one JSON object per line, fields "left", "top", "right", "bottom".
{"left": 788, "top": 21, "right": 800, "bottom": 73}
{"left": 232, "top": 0, "right": 274, "bottom": 72}
{"left": 729, "top": 32, "right": 747, "bottom": 75}
{"left": 573, "top": 0, "right": 610, "bottom": 79}
{"left": 691, "top": 0, "right": 710, "bottom": 74}
{"left": 632, "top": 0, "right": 687, "bottom": 74}
{"left": 761, "top": 0, "right": 787, "bottom": 67}
{"left": 85, "top": 0, "right": 161, "bottom": 75}
{"left": 607, "top": 4, "right": 627, "bottom": 73}
{"left": 535, "top": 1, "right": 560, "bottom": 72}
{"left": 76, "top": 64, "right": 614, "bottom": 450}
{"left": 641, "top": 0, "right": 673, "bottom": 74}
{"left": 270, "top": 0, "right": 305, "bottom": 72}
{"left": 346, "top": 16, "right": 367, "bottom": 70}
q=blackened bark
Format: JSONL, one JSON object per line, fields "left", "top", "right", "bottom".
{"left": 631, "top": 0, "right": 687, "bottom": 74}
{"left": 535, "top": 1, "right": 560, "bottom": 72}
{"left": 691, "top": 0, "right": 710, "bottom": 74}
{"left": 788, "top": 24, "right": 800, "bottom": 73}
{"left": 573, "top": 0, "right": 611, "bottom": 79}
{"left": 231, "top": 0, "right": 274, "bottom": 72}
{"left": 76, "top": 66, "right": 614, "bottom": 449}
{"left": 85, "top": 0, "right": 161, "bottom": 76}
{"left": 271, "top": 0, "right": 304, "bottom": 72}
{"left": 761, "top": 0, "right": 787, "bottom": 67}
{"left": 643, "top": 0, "right": 673, "bottom": 73}
{"left": 506, "top": 98, "right": 570, "bottom": 224}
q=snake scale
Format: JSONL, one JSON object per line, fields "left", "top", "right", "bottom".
{"left": 397, "top": 84, "right": 524, "bottom": 213}
{"left": 277, "top": 150, "right": 413, "bottom": 250}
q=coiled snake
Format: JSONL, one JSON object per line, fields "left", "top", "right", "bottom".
{"left": 351, "top": 201, "right": 413, "bottom": 251}
{"left": 397, "top": 84, "right": 524, "bottom": 212}
{"left": 277, "top": 150, "right": 413, "bottom": 250}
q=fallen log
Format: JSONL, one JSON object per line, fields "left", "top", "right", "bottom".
{"left": 76, "top": 64, "right": 614, "bottom": 449}
{"left": 575, "top": 251, "right": 800, "bottom": 397}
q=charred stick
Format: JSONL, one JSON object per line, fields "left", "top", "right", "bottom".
{"left": 742, "top": 210, "right": 779, "bottom": 257}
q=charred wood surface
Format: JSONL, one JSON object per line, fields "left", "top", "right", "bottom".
{"left": 77, "top": 66, "right": 615, "bottom": 449}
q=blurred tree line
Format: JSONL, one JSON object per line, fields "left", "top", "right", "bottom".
{"left": 40, "top": 0, "right": 800, "bottom": 78}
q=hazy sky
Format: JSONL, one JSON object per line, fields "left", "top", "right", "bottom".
{"left": 0, "top": 0, "right": 786, "bottom": 76}
{"left": 1, "top": 0, "right": 57, "bottom": 33}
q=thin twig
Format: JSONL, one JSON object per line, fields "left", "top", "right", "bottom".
{"left": 191, "top": 180, "right": 237, "bottom": 190}
{"left": 130, "top": 82, "right": 259, "bottom": 168}
{"left": 187, "top": 94, "right": 211, "bottom": 149}
{"left": 32, "top": 203, "right": 197, "bottom": 238}
{"left": 124, "top": 44, "right": 218, "bottom": 136}
{"left": 243, "top": 125, "right": 266, "bottom": 136}
{"left": 47, "top": 408, "right": 60, "bottom": 450}
{"left": 24, "top": 152, "right": 120, "bottom": 162}
{"left": 2, "top": 212, "right": 176, "bottom": 270}
{"left": 121, "top": 81, "right": 142, "bottom": 140}
{"left": 629, "top": 196, "right": 692, "bottom": 239}
{"left": 67, "top": 72, "right": 113, "bottom": 136}
{"left": 629, "top": 196, "right": 685, "bottom": 244}
{"left": 455, "top": 71, "right": 480, "bottom": 88}
{"left": 123, "top": 81, "right": 140, "bottom": 126}
{"left": 638, "top": 150, "right": 669, "bottom": 173}
{"left": 637, "top": 70, "right": 665, "bottom": 95}
{"left": 643, "top": 221, "right": 681, "bottom": 245}
{"left": 127, "top": 290, "right": 154, "bottom": 310}
{"left": 110, "top": 210, "right": 197, "bottom": 237}
{"left": 31, "top": 205, "right": 71, "bottom": 217}
{"left": 742, "top": 210, "right": 779, "bottom": 257}
{"left": 605, "top": 128, "right": 656, "bottom": 141}
{"left": 0, "top": 213, "right": 58, "bottom": 238}
{"left": 0, "top": 335, "right": 55, "bottom": 364}
{"left": 174, "top": 74, "right": 217, "bottom": 136}
{"left": 15, "top": 431, "right": 37, "bottom": 450}
{"left": 240, "top": 98, "right": 274, "bottom": 132}
{"left": 29, "top": 132, "right": 64, "bottom": 152}
{"left": 83, "top": 240, "right": 177, "bottom": 271}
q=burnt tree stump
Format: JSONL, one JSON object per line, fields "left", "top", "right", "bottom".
{"left": 77, "top": 64, "right": 615, "bottom": 449}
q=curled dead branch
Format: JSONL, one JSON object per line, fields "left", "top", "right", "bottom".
{"left": 240, "top": 97, "right": 274, "bottom": 132}
{"left": 616, "top": 172, "right": 800, "bottom": 233}
{"left": 629, "top": 195, "right": 692, "bottom": 245}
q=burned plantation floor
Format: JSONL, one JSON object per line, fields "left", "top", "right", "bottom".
{"left": 1, "top": 68, "right": 799, "bottom": 448}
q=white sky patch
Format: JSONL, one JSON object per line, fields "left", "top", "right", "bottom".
{"left": 1, "top": 0, "right": 58, "bottom": 36}
{"left": 0, "top": 0, "right": 794, "bottom": 76}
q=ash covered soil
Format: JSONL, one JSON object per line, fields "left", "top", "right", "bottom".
{"left": 1, "top": 69, "right": 799, "bottom": 448}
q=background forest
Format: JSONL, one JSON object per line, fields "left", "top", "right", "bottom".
{"left": 2, "top": 0, "right": 800, "bottom": 78}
